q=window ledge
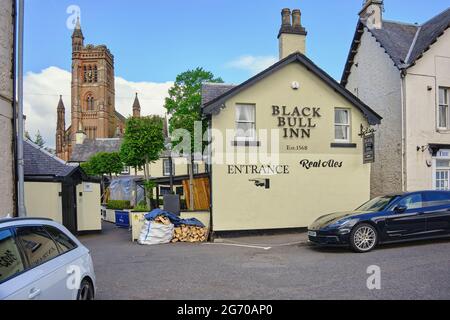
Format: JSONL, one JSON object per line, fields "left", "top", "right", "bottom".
{"left": 437, "top": 129, "right": 450, "bottom": 134}
{"left": 232, "top": 140, "right": 261, "bottom": 147}
{"left": 331, "top": 142, "right": 357, "bottom": 148}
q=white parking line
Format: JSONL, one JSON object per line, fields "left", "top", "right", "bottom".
{"left": 204, "top": 243, "right": 272, "bottom": 250}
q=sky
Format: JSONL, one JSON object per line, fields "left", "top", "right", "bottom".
{"left": 23, "top": 0, "right": 450, "bottom": 148}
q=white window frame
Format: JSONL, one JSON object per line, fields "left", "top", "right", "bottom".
{"left": 433, "top": 150, "right": 450, "bottom": 191}
{"left": 334, "top": 108, "right": 351, "bottom": 143}
{"left": 235, "top": 104, "right": 256, "bottom": 141}
{"left": 438, "top": 87, "right": 449, "bottom": 130}
{"left": 163, "top": 159, "right": 174, "bottom": 176}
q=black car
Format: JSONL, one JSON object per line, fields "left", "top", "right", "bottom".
{"left": 308, "top": 191, "right": 450, "bottom": 253}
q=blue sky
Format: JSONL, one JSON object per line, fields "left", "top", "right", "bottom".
{"left": 23, "top": 0, "right": 449, "bottom": 147}
{"left": 25, "top": 0, "right": 450, "bottom": 83}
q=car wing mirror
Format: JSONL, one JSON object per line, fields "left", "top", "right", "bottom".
{"left": 394, "top": 206, "right": 407, "bottom": 213}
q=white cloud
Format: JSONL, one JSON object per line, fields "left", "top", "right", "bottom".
{"left": 24, "top": 66, "right": 173, "bottom": 149}
{"left": 226, "top": 55, "right": 277, "bottom": 75}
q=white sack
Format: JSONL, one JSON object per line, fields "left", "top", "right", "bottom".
{"left": 138, "top": 220, "right": 174, "bottom": 245}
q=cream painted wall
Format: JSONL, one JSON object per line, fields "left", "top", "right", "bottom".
{"left": 135, "top": 157, "right": 205, "bottom": 178}
{"left": 279, "top": 33, "right": 306, "bottom": 59}
{"left": 24, "top": 182, "right": 63, "bottom": 223}
{"left": 405, "top": 29, "right": 450, "bottom": 191}
{"left": 76, "top": 182, "right": 102, "bottom": 231}
{"left": 345, "top": 28, "right": 403, "bottom": 197}
{"left": 211, "top": 62, "right": 371, "bottom": 231}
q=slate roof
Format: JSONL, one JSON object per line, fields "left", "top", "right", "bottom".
{"left": 24, "top": 140, "right": 78, "bottom": 178}
{"left": 407, "top": 8, "right": 450, "bottom": 64}
{"left": 202, "top": 52, "right": 382, "bottom": 125}
{"left": 115, "top": 110, "right": 127, "bottom": 123}
{"left": 201, "top": 83, "right": 236, "bottom": 106}
{"left": 70, "top": 138, "right": 122, "bottom": 162}
{"left": 342, "top": 7, "right": 450, "bottom": 85}
{"left": 369, "top": 21, "right": 419, "bottom": 67}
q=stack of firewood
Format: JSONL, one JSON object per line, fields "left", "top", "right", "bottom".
{"left": 154, "top": 215, "right": 171, "bottom": 225}
{"left": 172, "top": 225, "right": 208, "bottom": 243}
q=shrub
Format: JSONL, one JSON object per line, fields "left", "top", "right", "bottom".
{"left": 131, "top": 204, "right": 150, "bottom": 212}
{"left": 107, "top": 200, "right": 131, "bottom": 210}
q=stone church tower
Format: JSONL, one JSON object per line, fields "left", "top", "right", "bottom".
{"left": 56, "top": 18, "right": 132, "bottom": 161}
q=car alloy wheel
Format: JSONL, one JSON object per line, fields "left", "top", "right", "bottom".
{"left": 350, "top": 224, "right": 377, "bottom": 253}
{"left": 77, "top": 279, "right": 94, "bottom": 300}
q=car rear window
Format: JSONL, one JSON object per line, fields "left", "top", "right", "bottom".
{"left": 16, "top": 226, "right": 60, "bottom": 268}
{"left": 44, "top": 226, "right": 77, "bottom": 253}
{"left": 0, "top": 229, "right": 25, "bottom": 284}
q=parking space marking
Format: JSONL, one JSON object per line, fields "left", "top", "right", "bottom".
{"left": 204, "top": 243, "right": 272, "bottom": 250}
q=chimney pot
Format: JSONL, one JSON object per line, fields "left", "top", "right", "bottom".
{"left": 281, "top": 8, "right": 291, "bottom": 27}
{"left": 292, "top": 9, "right": 301, "bottom": 28}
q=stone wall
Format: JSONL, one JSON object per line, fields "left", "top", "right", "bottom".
{"left": 345, "top": 28, "right": 403, "bottom": 197}
{"left": 0, "top": 0, "right": 15, "bottom": 217}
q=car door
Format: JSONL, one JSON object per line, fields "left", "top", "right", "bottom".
{"left": 384, "top": 193, "right": 427, "bottom": 240}
{"left": 422, "top": 192, "right": 450, "bottom": 236}
{"left": 6, "top": 226, "right": 73, "bottom": 300}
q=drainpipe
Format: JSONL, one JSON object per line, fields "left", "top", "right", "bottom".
{"left": 206, "top": 117, "right": 214, "bottom": 241}
{"left": 12, "top": 0, "right": 18, "bottom": 217}
{"left": 17, "top": 0, "right": 26, "bottom": 217}
{"left": 400, "top": 70, "right": 407, "bottom": 192}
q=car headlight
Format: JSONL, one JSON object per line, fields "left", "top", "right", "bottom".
{"left": 329, "top": 218, "right": 358, "bottom": 229}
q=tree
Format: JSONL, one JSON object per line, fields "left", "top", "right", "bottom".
{"left": 164, "top": 68, "right": 223, "bottom": 210}
{"left": 120, "top": 116, "right": 165, "bottom": 208}
{"left": 81, "top": 152, "right": 123, "bottom": 178}
{"left": 34, "top": 130, "right": 45, "bottom": 148}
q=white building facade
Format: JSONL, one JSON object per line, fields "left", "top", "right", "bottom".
{"left": 342, "top": 0, "right": 450, "bottom": 196}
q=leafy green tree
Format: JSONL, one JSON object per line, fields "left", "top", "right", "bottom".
{"left": 164, "top": 67, "right": 223, "bottom": 209}
{"left": 81, "top": 152, "right": 123, "bottom": 178}
{"left": 34, "top": 130, "right": 45, "bottom": 148}
{"left": 120, "top": 116, "right": 165, "bottom": 208}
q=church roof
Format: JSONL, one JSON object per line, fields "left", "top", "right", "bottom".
{"left": 70, "top": 138, "right": 122, "bottom": 162}
{"left": 24, "top": 140, "right": 79, "bottom": 178}
{"left": 115, "top": 110, "right": 126, "bottom": 123}
{"left": 202, "top": 52, "right": 382, "bottom": 125}
{"left": 57, "top": 95, "right": 65, "bottom": 110}
{"left": 133, "top": 93, "right": 141, "bottom": 109}
{"left": 341, "top": 7, "right": 450, "bottom": 85}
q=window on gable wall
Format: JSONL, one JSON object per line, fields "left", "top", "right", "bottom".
{"left": 438, "top": 87, "right": 449, "bottom": 130}
{"left": 334, "top": 108, "right": 350, "bottom": 142}
{"left": 235, "top": 104, "right": 256, "bottom": 141}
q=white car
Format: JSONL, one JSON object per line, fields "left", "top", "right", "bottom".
{"left": 0, "top": 218, "right": 96, "bottom": 300}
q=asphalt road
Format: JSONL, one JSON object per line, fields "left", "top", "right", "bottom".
{"left": 79, "top": 222, "right": 450, "bottom": 300}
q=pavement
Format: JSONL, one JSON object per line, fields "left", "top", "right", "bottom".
{"left": 79, "top": 221, "right": 450, "bottom": 300}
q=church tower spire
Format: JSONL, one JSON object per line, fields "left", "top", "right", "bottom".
{"left": 72, "top": 16, "right": 84, "bottom": 52}
{"left": 132, "top": 93, "right": 141, "bottom": 117}
{"left": 56, "top": 95, "right": 66, "bottom": 156}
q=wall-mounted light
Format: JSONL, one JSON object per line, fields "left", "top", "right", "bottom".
{"left": 291, "top": 81, "right": 300, "bottom": 90}
{"left": 417, "top": 145, "right": 429, "bottom": 153}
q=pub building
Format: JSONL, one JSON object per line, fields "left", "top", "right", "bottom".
{"left": 201, "top": 8, "right": 382, "bottom": 232}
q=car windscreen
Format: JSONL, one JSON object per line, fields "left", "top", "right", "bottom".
{"left": 356, "top": 195, "right": 400, "bottom": 212}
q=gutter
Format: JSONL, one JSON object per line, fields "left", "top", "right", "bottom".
{"left": 12, "top": 0, "right": 18, "bottom": 217}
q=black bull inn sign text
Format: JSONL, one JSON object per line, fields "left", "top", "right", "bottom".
{"left": 272, "top": 105, "right": 322, "bottom": 139}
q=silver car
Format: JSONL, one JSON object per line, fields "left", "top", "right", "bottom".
{"left": 0, "top": 218, "right": 96, "bottom": 300}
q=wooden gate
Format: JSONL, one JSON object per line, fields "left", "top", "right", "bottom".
{"left": 182, "top": 177, "right": 210, "bottom": 210}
